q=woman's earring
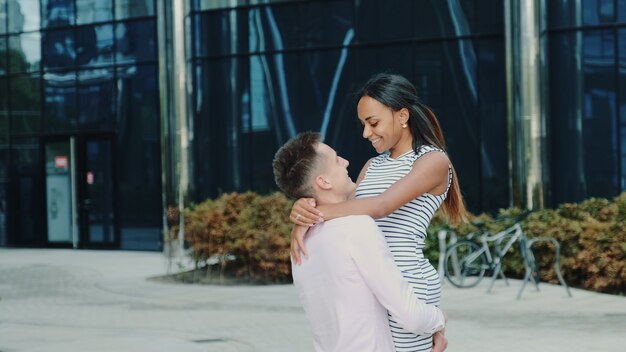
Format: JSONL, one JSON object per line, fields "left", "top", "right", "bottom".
{"left": 402, "top": 121, "right": 408, "bottom": 128}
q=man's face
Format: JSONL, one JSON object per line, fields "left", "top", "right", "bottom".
{"left": 315, "top": 143, "right": 356, "bottom": 199}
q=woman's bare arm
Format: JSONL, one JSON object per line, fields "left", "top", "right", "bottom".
{"left": 316, "top": 151, "right": 449, "bottom": 220}
{"left": 290, "top": 157, "right": 374, "bottom": 226}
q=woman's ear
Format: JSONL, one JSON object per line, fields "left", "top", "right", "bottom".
{"left": 398, "top": 107, "right": 410, "bottom": 121}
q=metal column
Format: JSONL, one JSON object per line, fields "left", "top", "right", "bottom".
{"left": 505, "top": 0, "right": 548, "bottom": 210}
{"left": 157, "top": 0, "right": 193, "bottom": 255}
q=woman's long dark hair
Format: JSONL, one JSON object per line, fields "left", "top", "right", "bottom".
{"left": 357, "top": 73, "right": 467, "bottom": 225}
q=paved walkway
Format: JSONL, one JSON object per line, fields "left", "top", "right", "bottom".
{"left": 0, "top": 249, "right": 624, "bottom": 351}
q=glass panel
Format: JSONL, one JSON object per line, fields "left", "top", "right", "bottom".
{"left": 42, "top": 0, "right": 75, "bottom": 28}
{"left": 9, "top": 138, "right": 42, "bottom": 244}
{"left": 42, "top": 28, "right": 75, "bottom": 70}
{"left": 300, "top": 0, "right": 352, "bottom": 48}
{"left": 550, "top": 31, "right": 585, "bottom": 202}
{"left": 77, "top": 68, "right": 114, "bottom": 129}
{"left": 76, "top": 24, "right": 113, "bottom": 67}
{"left": 115, "top": 0, "right": 155, "bottom": 19}
{"left": 618, "top": 29, "right": 626, "bottom": 192}
{"left": 194, "top": 0, "right": 247, "bottom": 11}
{"left": 0, "top": 0, "right": 6, "bottom": 34}
{"left": 415, "top": 41, "right": 481, "bottom": 211}
{"left": 84, "top": 139, "right": 114, "bottom": 245}
{"left": 477, "top": 39, "right": 508, "bottom": 212}
{"left": 43, "top": 71, "right": 77, "bottom": 130}
{"left": 355, "top": 44, "right": 414, "bottom": 88}
{"left": 0, "top": 77, "right": 7, "bottom": 135}
{"left": 548, "top": 0, "right": 581, "bottom": 28}
{"left": 116, "top": 64, "right": 161, "bottom": 250}
{"left": 45, "top": 141, "right": 73, "bottom": 243}
{"left": 76, "top": 0, "right": 112, "bottom": 24}
{"left": 582, "top": 30, "right": 617, "bottom": 197}
{"left": 10, "top": 73, "right": 41, "bottom": 134}
{"left": 0, "top": 37, "right": 6, "bottom": 74}
{"left": 8, "top": 32, "right": 40, "bottom": 73}
{"left": 248, "top": 4, "right": 297, "bottom": 52}
{"left": 475, "top": 0, "right": 503, "bottom": 33}
{"left": 115, "top": 19, "right": 156, "bottom": 64}
{"left": 194, "top": 58, "right": 251, "bottom": 199}
{"left": 8, "top": 0, "right": 40, "bottom": 33}
{"left": 0, "top": 178, "right": 6, "bottom": 245}
{"left": 195, "top": 9, "right": 248, "bottom": 57}
{"left": 582, "top": 0, "right": 614, "bottom": 25}
{"left": 356, "top": 0, "right": 416, "bottom": 42}
{"left": 620, "top": 0, "right": 626, "bottom": 22}
{"left": 550, "top": 30, "right": 619, "bottom": 204}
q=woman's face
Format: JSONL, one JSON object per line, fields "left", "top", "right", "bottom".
{"left": 357, "top": 96, "right": 408, "bottom": 154}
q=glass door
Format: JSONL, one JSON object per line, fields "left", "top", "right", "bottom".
{"left": 44, "top": 140, "right": 77, "bottom": 246}
{"left": 79, "top": 137, "right": 117, "bottom": 248}
{"left": 43, "top": 135, "right": 118, "bottom": 249}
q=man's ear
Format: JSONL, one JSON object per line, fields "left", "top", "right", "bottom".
{"left": 315, "top": 175, "right": 332, "bottom": 190}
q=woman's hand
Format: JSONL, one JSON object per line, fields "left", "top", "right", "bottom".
{"left": 290, "top": 198, "right": 323, "bottom": 226}
{"left": 291, "top": 225, "right": 310, "bottom": 265}
{"left": 432, "top": 331, "right": 447, "bottom": 352}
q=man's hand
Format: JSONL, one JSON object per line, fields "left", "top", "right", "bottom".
{"left": 432, "top": 331, "right": 447, "bottom": 352}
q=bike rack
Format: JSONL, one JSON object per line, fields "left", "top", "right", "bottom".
{"left": 517, "top": 236, "right": 572, "bottom": 299}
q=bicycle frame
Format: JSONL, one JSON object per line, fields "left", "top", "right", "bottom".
{"left": 444, "top": 223, "right": 524, "bottom": 292}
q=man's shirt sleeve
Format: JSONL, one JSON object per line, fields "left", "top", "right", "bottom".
{"left": 347, "top": 216, "right": 445, "bottom": 335}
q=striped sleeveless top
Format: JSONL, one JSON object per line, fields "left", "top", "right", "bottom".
{"left": 354, "top": 145, "right": 451, "bottom": 352}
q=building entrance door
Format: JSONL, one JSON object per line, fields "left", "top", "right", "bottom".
{"left": 44, "top": 135, "right": 118, "bottom": 249}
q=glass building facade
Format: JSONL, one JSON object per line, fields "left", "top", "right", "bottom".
{"left": 0, "top": 0, "right": 625, "bottom": 250}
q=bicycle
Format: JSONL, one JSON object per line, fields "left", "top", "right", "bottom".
{"left": 443, "top": 220, "right": 524, "bottom": 293}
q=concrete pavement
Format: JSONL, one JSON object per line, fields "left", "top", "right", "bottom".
{"left": 0, "top": 248, "right": 624, "bottom": 351}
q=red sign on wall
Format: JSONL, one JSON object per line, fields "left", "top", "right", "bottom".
{"left": 55, "top": 156, "right": 68, "bottom": 169}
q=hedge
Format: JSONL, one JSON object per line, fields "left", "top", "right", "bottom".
{"left": 169, "top": 192, "right": 626, "bottom": 294}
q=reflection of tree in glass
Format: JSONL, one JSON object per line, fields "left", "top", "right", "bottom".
{"left": 7, "top": 46, "right": 28, "bottom": 73}
{"left": 7, "top": 0, "right": 25, "bottom": 33}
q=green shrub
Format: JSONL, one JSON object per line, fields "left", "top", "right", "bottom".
{"left": 179, "top": 192, "right": 293, "bottom": 284}
{"left": 430, "top": 193, "right": 626, "bottom": 295}
{"left": 172, "top": 191, "right": 626, "bottom": 294}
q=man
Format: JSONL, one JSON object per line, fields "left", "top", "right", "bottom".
{"left": 273, "top": 132, "right": 447, "bottom": 352}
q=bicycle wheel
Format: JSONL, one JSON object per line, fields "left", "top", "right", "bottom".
{"left": 444, "top": 240, "right": 488, "bottom": 288}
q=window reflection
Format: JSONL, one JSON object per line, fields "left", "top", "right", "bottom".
{"left": 301, "top": 0, "right": 352, "bottom": 48}
{"left": 195, "top": 9, "right": 248, "bottom": 57}
{"left": 0, "top": 38, "right": 7, "bottom": 74}
{"left": 582, "top": 0, "right": 615, "bottom": 25}
{"left": 10, "top": 73, "right": 41, "bottom": 134}
{"left": 0, "top": 78, "right": 7, "bottom": 120}
{"left": 76, "top": 0, "right": 112, "bottom": 24}
{"left": 42, "top": 0, "right": 75, "bottom": 28}
{"left": 43, "top": 71, "right": 76, "bottom": 130}
{"left": 115, "top": 0, "right": 154, "bottom": 20}
{"left": 8, "top": 32, "right": 40, "bottom": 73}
{"left": 0, "top": 0, "right": 7, "bottom": 35}
{"left": 76, "top": 24, "right": 113, "bottom": 66}
{"left": 194, "top": 0, "right": 247, "bottom": 11}
{"left": 8, "top": 0, "right": 39, "bottom": 33}
{"left": 248, "top": 5, "right": 298, "bottom": 52}
{"left": 115, "top": 20, "right": 156, "bottom": 64}
{"left": 581, "top": 30, "right": 618, "bottom": 197}
{"left": 42, "top": 28, "right": 75, "bottom": 70}
{"left": 247, "top": 55, "right": 270, "bottom": 132}
{"left": 77, "top": 68, "right": 114, "bottom": 128}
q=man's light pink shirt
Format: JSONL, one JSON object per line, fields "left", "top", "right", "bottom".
{"left": 292, "top": 215, "right": 445, "bottom": 352}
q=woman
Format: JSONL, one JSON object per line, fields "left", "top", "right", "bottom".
{"left": 290, "top": 73, "right": 466, "bottom": 352}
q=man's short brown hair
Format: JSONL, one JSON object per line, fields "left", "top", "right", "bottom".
{"left": 273, "top": 132, "right": 322, "bottom": 199}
